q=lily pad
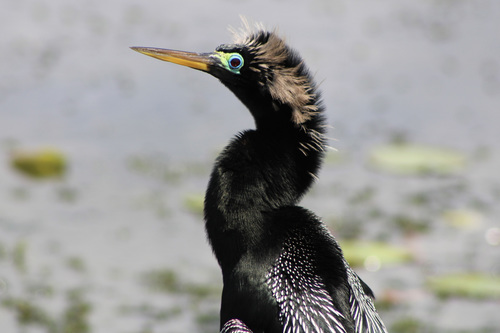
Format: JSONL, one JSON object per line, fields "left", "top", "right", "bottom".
{"left": 183, "top": 193, "right": 205, "bottom": 216}
{"left": 11, "top": 148, "right": 67, "bottom": 178}
{"left": 340, "top": 240, "right": 412, "bottom": 270}
{"left": 442, "top": 209, "right": 482, "bottom": 229}
{"left": 142, "top": 269, "right": 179, "bottom": 293}
{"left": 427, "top": 273, "right": 500, "bottom": 299}
{"left": 368, "top": 143, "right": 466, "bottom": 175}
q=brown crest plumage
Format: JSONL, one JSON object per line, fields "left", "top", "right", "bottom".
{"left": 231, "top": 22, "right": 320, "bottom": 128}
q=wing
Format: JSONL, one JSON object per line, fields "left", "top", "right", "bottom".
{"left": 265, "top": 232, "right": 349, "bottom": 333}
{"left": 345, "top": 261, "right": 388, "bottom": 333}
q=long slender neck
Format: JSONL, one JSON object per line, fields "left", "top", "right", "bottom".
{"left": 204, "top": 97, "right": 326, "bottom": 271}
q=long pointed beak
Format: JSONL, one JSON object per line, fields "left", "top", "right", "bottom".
{"left": 130, "top": 47, "right": 215, "bottom": 72}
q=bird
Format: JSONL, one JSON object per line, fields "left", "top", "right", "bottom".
{"left": 132, "top": 22, "right": 387, "bottom": 333}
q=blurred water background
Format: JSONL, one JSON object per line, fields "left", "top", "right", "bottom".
{"left": 1, "top": 0, "right": 500, "bottom": 332}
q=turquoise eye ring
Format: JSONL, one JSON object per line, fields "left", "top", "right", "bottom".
{"left": 228, "top": 54, "right": 244, "bottom": 70}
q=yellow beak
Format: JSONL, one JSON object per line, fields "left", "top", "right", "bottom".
{"left": 130, "top": 47, "right": 213, "bottom": 72}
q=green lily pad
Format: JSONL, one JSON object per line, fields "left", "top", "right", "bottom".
{"left": 442, "top": 209, "right": 482, "bottom": 229}
{"left": 183, "top": 193, "right": 205, "bottom": 216}
{"left": 427, "top": 273, "right": 500, "bottom": 299}
{"left": 142, "top": 269, "right": 179, "bottom": 293}
{"left": 368, "top": 143, "right": 466, "bottom": 175}
{"left": 11, "top": 148, "right": 67, "bottom": 178}
{"left": 340, "top": 240, "right": 412, "bottom": 270}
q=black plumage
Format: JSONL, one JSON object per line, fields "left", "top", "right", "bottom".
{"left": 132, "top": 23, "right": 387, "bottom": 333}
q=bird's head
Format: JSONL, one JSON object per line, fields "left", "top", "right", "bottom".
{"left": 132, "top": 27, "right": 321, "bottom": 131}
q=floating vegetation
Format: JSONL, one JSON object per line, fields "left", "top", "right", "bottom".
{"left": 341, "top": 240, "right": 412, "bottom": 270}
{"left": 183, "top": 283, "right": 220, "bottom": 299}
{"left": 0, "top": 278, "right": 7, "bottom": 295}
{"left": 142, "top": 269, "right": 220, "bottom": 298}
{"left": 442, "top": 209, "right": 482, "bottom": 230}
{"left": 142, "top": 269, "right": 179, "bottom": 293}
{"left": 135, "top": 190, "right": 171, "bottom": 219}
{"left": 1, "top": 238, "right": 92, "bottom": 333}
{"left": 65, "top": 256, "right": 86, "bottom": 274}
{"left": 13, "top": 240, "right": 28, "bottom": 273}
{"left": 139, "top": 269, "right": 220, "bottom": 333}
{"left": 195, "top": 311, "right": 219, "bottom": 327}
{"left": 118, "top": 303, "right": 183, "bottom": 321}
{"left": 26, "top": 282, "right": 54, "bottom": 298}
{"left": 183, "top": 193, "right": 205, "bottom": 216}
{"left": 329, "top": 217, "right": 361, "bottom": 240}
{"left": 390, "top": 317, "right": 424, "bottom": 333}
{"left": 2, "top": 290, "right": 91, "bottom": 333}
{"left": 406, "top": 192, "right": 431, "bottom": 207}
{"left": 61, "top": 289, "right": 92, "bottom": 333}
{"left": 56, "top": 187, "right": 78, "bottom": 203}
{"left": 0, "top": 242, "right": 6, "bottom": 260}
{"left": 11, "top": 148, "right": 67, "bottom": 178}
{"left": 392, "top": 214, "right": 430, "bottom": 234}
{"left": 127, "top": 155, "right": 209, "bottom": 184}
{"left": 2, "top": 298, "right": 55, "bottom": 329}
{"left": 427, "top": 273, "right": 500, "bottom": 299}
{"left": 348, "top": 187, "right": 375, "bottom": 205}
{"left": 368, "top": 143, "right": 466, "bottom": 175}
{"left": 127, "top": 155, "right": 183, "bottom": 184}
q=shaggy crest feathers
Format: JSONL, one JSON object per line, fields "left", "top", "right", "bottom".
{"left": 232, "top": 22, "right": 321, "bottom": 128}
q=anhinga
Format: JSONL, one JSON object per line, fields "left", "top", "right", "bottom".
{"left": 132, "top": 24, "right": 387, "bottom": 333}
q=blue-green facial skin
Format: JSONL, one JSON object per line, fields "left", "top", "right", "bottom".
{"left": 213, "top": 52, "right": 244, "bottom": 74}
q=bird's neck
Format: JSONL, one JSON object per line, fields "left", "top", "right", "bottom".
{"left": 204, "top": 106, "right": 326, "bottom": 271}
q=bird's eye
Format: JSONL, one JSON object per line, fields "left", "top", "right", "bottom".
{"left": 228, "top": 54, "right": 244, "bottom": 70}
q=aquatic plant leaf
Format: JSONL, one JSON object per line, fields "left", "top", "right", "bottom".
{"left": 368, "top": 143, "right": 465, "bottom": 175}
{"left": 183, "top": 193, "right": 205, "bottom": 216}
{"left": 11, "top": 148, "right": 67, "bottom": 178}
{"left": 340, "top": 240, "right": 412, "bottom": 268}
{"left": 427, "top": 273, "right": 500, "bottom": 299}
{"left": 442, "top": 209, "right": 482, "bottom": 229}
